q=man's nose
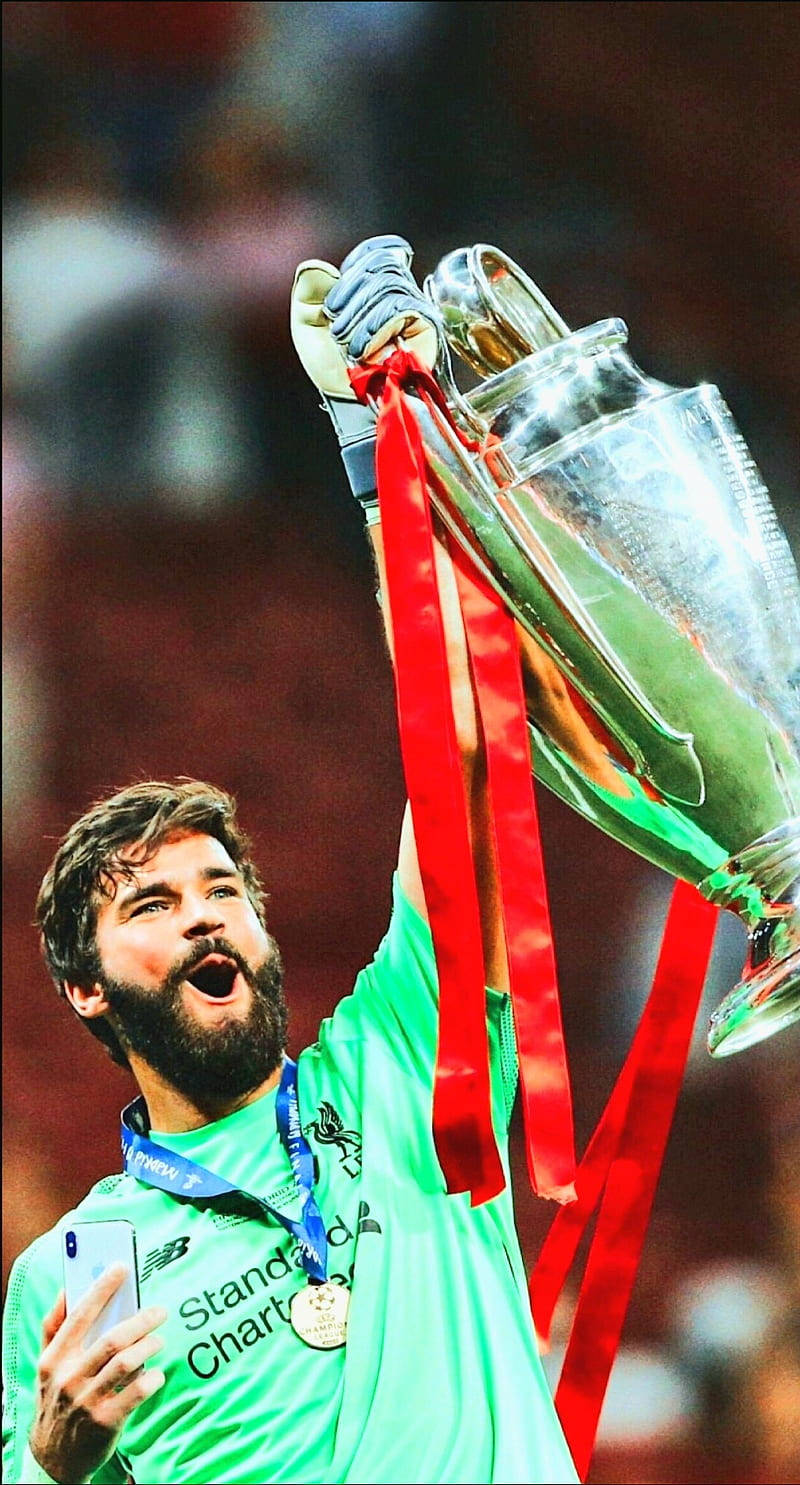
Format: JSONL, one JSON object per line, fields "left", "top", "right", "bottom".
{"left": 181, "top": 894, "right": 225, "bottom": 938}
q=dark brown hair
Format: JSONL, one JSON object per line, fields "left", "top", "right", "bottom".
{"left": 36, "top": 780, "right": 266, "bottom": 1066}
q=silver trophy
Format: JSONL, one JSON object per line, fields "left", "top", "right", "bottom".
{"left": 403, "top": 244, "right": 799, "bottom": 1055}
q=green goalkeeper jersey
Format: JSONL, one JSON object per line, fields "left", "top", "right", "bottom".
{"left": 3, "top": 880, "right": 577, "bottom": 1485}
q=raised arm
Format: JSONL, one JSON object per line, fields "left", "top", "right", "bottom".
{"left": 367, "top": 519, "right": 510, "bottom": 991}
{"left": 290, "top": 236, "right": 509, "bottom": 992}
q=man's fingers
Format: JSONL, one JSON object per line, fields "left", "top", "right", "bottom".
{"left": 41, "top": 1290, "right": 67, "bottom": 1347}
{"left": 325, "top": 263, "right": 417, "bottom": 322}
{"left": 349, "top": 301, "right": 436, "bottom": 362}
{"left": 89, "top": 1332, "right": 165, "bottom": 1397}
{"left": 361, "top": 318, "right": 433, "bottom": 364}
{"left": 83, "top": 1305, "right": 168, "bottom": 1378}
{"left": 291, "top": 261, "right": 355, "bottom": 398}
{"left": 94, "top": 1365, "right": 166, "bottom": 1431}
{"left": 338, "top": 234, "right": 413, "bottom": 277}
{"left": 291, "top": 258, "right": 339, "bottom": 297}
{"left": 290, "top": 237, "right": 436, "bottom": 391}
{"left": 56, "top": 1264, "right": 129, "bottom": 1347}
{"left": 291, "top": 261, "right": 340, "bottom": 326}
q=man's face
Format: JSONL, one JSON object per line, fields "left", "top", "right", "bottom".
{"left": 91, "top": 830, "right": 286, "bottom": 1103}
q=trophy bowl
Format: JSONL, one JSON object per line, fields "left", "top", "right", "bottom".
{"left": 410, "top": 245, "right": 800, "bottom": 1056}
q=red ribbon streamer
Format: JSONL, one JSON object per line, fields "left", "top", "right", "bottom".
{"left": 531, "top": 880, "right": 718, "bottom": 1479}
{"left": 444, "top": 529, "right": 576, "bottom": 1202}
{"left": 350, "top": 346, "right": 717, "bottom": 1477}
{"left": 351, "top": 346, "right": 576, "bottom": 1205}
{"left": 352, "top": 349, "right": 505, "bottom": 1205}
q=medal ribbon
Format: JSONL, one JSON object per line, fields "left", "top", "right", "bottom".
{"left": 274, "top": 1059, "right": 329, "bottom": 1282}
{"left": 350, "top": 347, "right": 575, "bottom": 1205}
{"left": 120, "top": 1058, "right": 328, "bottom": 1282}
{"left": 530, "top": 881, "right": 718, "bottom": 1479}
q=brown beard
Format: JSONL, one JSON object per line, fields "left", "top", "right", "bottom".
{"left": 101, "top": 933, "right": 287, "bottom": 1102}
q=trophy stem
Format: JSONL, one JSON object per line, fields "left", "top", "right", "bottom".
{"left": 699, "top": 821, "right": 800, "bottom": 1055}
{"left": 707, "top": 942, "right": 800, "bottom": 1056}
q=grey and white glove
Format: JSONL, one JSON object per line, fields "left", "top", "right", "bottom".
{"left": 290, "top": 234, "right": 441, "bottom": 518}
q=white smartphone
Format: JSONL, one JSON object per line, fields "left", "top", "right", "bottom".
{"left": 63, "top": 1220, "right": 141, "bottom": 1348}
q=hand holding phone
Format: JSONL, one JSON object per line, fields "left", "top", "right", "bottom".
{"left": 28, "top": 1227, "right": 167, "bottom": 1485}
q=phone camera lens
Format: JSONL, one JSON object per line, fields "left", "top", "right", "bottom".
{"left": 65, "top": 1231, "right": 77, "bottom": 1258}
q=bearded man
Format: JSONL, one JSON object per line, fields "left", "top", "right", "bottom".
{"left": 2, "top": 238, "right": 585, "bottom": 1485}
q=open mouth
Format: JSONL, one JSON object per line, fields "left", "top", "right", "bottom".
{"left": 185, "top": 954, "right": 240, "bottom": 1001}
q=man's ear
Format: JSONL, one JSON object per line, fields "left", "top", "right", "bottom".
{"left": 63, "top": 980, "right": 111, "bottom": 1021}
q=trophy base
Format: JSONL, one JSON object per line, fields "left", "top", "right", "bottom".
{"left": 708, "top": 942, "right": 800, "bottom": 1056}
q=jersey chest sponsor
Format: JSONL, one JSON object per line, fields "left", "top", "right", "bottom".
{"left": 139, "top": 1198, "right": 382, "bottom": 1381}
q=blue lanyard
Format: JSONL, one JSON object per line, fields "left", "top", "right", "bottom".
{"left": 120, "top": 1059, "right": 328, "bottom": 1283}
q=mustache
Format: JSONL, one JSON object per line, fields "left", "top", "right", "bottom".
{"left": 165, "top": 935, "right": 262, "bottom": 993}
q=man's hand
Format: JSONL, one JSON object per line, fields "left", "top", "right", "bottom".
{"left": 290, "top": 259, "right": 351, "bottom": 398}
{"left": 290, "top": 235, "right": 441, "bottom": 513}
{"left": 290, "top": 235, "right": 440, "bottom": 401}
{"left": 324, "top": 235, "right": 440, "bottom": 369}
{"left": 29, "top": 1265, "right": 167, "bottom": 1485}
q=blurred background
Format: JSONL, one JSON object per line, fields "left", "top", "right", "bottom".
{"left": 3, "top": 3, "right": 799, "bottom": 1481}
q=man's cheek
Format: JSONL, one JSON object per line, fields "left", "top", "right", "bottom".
{"left": 119, "top": 943, "right": 172, "bottom": 987}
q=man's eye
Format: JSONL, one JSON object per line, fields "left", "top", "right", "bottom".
{"left": 131, "top": 900, "right": 167, "bottom": 917}
{"left": 210, "top": 886, "right": 238, "bottom": 899}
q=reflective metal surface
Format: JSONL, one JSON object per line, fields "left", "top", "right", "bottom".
{"left": 420, "top": 249, "right": 800, "bottom": 1054}
{"left": 424, "top": 245, "right": 569, "bottom": 375}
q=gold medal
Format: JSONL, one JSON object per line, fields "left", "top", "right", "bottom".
{"left": 289, "top": 1281, "right": 350, "bottom": 1350}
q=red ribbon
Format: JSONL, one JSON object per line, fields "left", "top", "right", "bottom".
{"left": 351, "top": 347, "right": 575, "bottom": 1205}
{"left": 352, "top": 349, "right": 504, "bottom": 1204}
{"left": 531, "top": 880, "right": 718, "bottom": 1479}
{"left": 444, "top": 531, "right": 576, "bottom": 1203}
{"left": 350, "top": 346, "right": 718, "bottom": 1476}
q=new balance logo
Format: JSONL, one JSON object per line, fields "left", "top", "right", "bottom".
{"left": 141, "top": 1235, "right": 191, "bottom": 1282}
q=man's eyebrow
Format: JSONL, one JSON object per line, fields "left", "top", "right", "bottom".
{"left": 116, "top": 879, "right": 179, "bottom": 911}
{"left": 116, "top": 867, "right": 241, "bottom": 911}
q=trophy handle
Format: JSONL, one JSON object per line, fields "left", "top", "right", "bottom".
{"left": 424, "top": 244, "right": 570, "bottom": 377}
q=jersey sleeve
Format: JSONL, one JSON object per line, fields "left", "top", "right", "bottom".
{"left": 318, "top": 874, "right": 519, "bottom": 1128}
{"left": 2, "top": 1235, "right": 130, "bottom": 1485}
